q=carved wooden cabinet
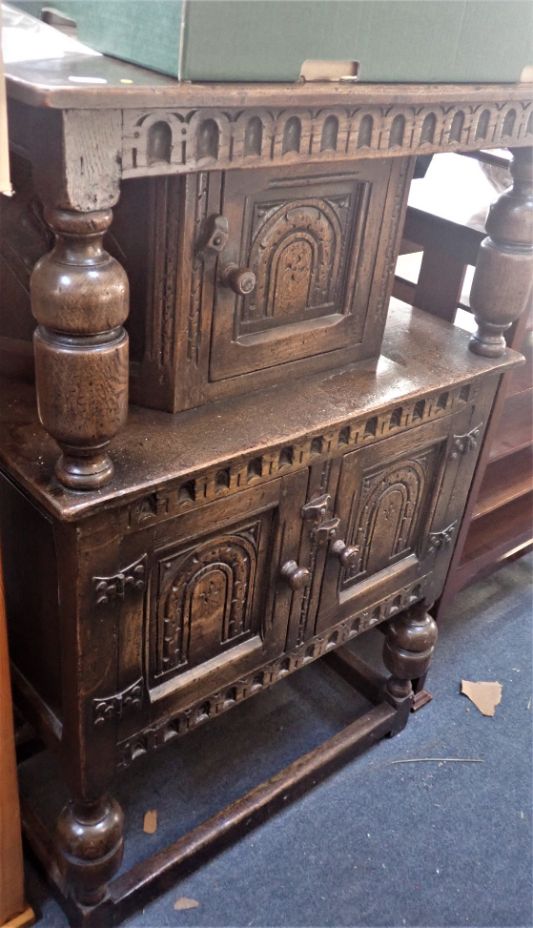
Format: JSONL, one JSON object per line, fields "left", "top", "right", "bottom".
{"left": 120, "top": 158, "right": 408, "bottom": 411}
{"left": 0, "top": 28, "right": 532, "bottom": 925}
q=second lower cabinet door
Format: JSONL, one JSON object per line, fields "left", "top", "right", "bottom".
{"left": 316, "top": 407, "right": 479, "bottom": 630}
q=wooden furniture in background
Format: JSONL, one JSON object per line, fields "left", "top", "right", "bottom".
{"left": 439, "top": 298, "right": 533, "bottom": 610}
{"left": 0, "top": 559, "right": 34, "bottom": 928}
{"left": 0, "top": 19, "right": 532, "bottom": 923}
{"left": 393, "top": 150, "right": 533, "bottom": 610}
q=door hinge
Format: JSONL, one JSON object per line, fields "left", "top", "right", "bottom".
{"left": 92, "top": 678, "right": 144, "bottom": 728}
{"left": 428, "top": 521, "right": 458, "bottom": 555}
{"left": 450, "top": 423, "right": 483, "bottom": 459}
{"left": 93, "top": 554, "right": 147, "bottom": 606}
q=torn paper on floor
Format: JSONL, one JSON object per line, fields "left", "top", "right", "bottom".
{"left": 174, "top": 897, "right": 200, "bottom": 911}
{"left": 143, "top": 809, "right": 158, "bottom": 834}
{"left": 460, "top": 680, "right": 503, "bottom": 717}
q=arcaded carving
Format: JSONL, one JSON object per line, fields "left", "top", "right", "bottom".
{"left": 240, "top": 193, "right": 359, "bottom": 332}
{"left": 122, "top": 101, "right": 533, "bottom": 179}
{"left": 122, "top": 383, "right": 477, "bottom": 533}
{"left": 344, "top": 451, "right": 435, "bottom": 584}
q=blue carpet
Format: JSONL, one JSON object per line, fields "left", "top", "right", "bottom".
{"left": 24, "top": 555, "right": 533, "bottom": 927}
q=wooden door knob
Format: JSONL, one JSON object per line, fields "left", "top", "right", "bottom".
{"left": 220, "top": 263, "right": 257, "bottom": 296}
{"left": 330, "top": 539, "right": 359, "bottom": 568}
{"left": 280, "top": 560, "right": 311, "bottom": 591}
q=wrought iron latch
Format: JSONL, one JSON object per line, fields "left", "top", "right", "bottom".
{"left": 428, "top": 522, "right": 457, "bottom": 555}
{"left": 93, "top": 554, "right": 147, "bottom": 606}
{"left": 198, "top": 214, "right": 229, "bottom": 257}
{"left": 301, "top": 494, "right": 341, "bottom": 543}
{"left": 450, "top": 423, "right": 483, "bottom": 459}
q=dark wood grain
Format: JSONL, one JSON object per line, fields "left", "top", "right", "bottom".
{"left": 1, "top": 38, "right": 530, "bottom": 916}
{"left": 0, "top": 305, "right": 519, "bottom": 522}
{"left": 30, "top": 209, "right": 129, "bottom": 489}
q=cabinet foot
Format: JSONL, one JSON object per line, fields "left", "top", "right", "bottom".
{"left": 56, "top": 796, "right": 124, "bottom": 908}
{"left": 383, "top": 602, "right": 438, "bottom": 732}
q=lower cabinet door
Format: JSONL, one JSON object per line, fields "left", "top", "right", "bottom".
{"left": 146, "top": 470, "right": 308, "bottom": 708}
{"left": 316, "top": 405, "right": 482, "bottom": 630}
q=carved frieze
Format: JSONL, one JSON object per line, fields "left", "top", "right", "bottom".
{"left": 117, "top": 575, "right": 428, "bottom": 768}
{"left": 122, "top": 101, "right": 533, "bottom": 180}
{"left": 121, "top": 381, "right": 476, "bottom": 534}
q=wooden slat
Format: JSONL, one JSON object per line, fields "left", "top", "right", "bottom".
{"left": 110, "top": 702, "right": 397, "bottom": 912}
{"left": 459, "top": 493, "right": 533, "bottom": 579}
{"left": 506, "top": 333, "right": 532, "bottom": 400}
{"left": 473, "top": 446, "right": 533, "bottom": 520}
{"left": 489, "top": 389, "right": 533, "bottom": 463}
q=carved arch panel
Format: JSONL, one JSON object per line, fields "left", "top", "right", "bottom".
{"left": 315, "top": 415, "right": 462, "bottom": 635}
{"left": 243, "top": 196, "right": 346, "bottom": 329}
{"left": 152, "top": 524, "right": 261, "bottom": 684}
{"left": 209, "top": 160, "right": 396, "bottom": 382}
{"left": 343, "top": 453, "right": 433, "bottom": 584}
{"left": 147, "top": 471, "right": 309, "bottom": 694}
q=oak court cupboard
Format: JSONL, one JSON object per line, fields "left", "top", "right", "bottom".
{"left": 0, "top": 8, "right": 532, "bottom": 923}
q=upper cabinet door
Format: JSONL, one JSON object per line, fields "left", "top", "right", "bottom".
{"left": 209, "top": 160, "right": 396, "bottom": 382}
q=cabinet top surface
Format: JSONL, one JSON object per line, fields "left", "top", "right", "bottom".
{"left": 0, "top": 305, "right": 521, "bottom": 523}
{"left": 3, "top": 11, "right": 532, "bottom": 111}
{"left": 6, "top": 57, "right": 533, "bottom": 111}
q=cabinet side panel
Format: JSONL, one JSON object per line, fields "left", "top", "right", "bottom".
{"left": 0, "top": 474, "right": 62, "bottom": 717}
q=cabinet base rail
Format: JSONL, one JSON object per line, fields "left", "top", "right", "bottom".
{"left": 21, "top": 649, "right": 423, "bottom": 927}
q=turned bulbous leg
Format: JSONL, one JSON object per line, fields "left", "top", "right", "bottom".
{"left": 469, "top": 146, "right": 533, "bottom": 358}
{"left": 30, "top": 208, "right": 129, "bottom": 491}
{"left": 383, "top": 603, "right": 438, "bottom": 726}
{"left": 56, "top": 795, "right": 124, "bottom": 906}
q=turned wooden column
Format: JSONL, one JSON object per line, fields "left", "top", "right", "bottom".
{"left": 30, "top": 208, "right": 129, "bottom": 490}
{"left": 469, "top": 146, "right": 533, "bottom": 357}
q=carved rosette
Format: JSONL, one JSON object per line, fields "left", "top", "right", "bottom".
{"left": 31, "top": 208, "right": 129, "bottom": 490}
{"left": 469, "top": 147, "right": 533, "bottom": 357}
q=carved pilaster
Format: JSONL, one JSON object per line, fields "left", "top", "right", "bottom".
{"left": 30, "top": 208, "right": 129, "bottom": 490}
{"left": 469, "top": 147, "right": 533, "bottom": 357}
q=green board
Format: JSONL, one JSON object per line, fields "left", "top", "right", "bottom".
{"left": 12, "top": 0, "right": 533, "bottom": 83}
